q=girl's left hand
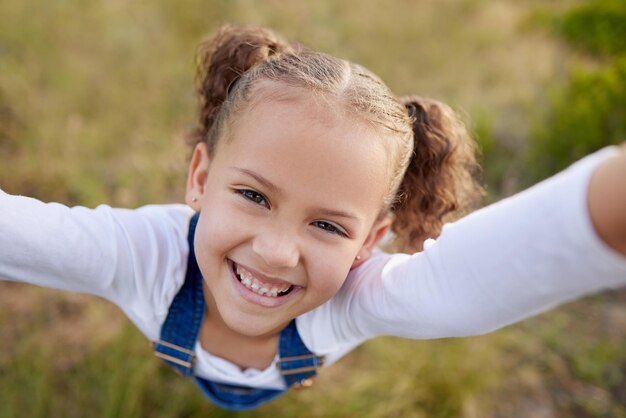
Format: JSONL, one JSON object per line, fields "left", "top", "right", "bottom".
{"left": 588, "top": 142, "right": 626, "bottom": 256}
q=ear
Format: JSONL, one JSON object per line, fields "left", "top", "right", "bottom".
{"left": 185, "top": 142, "right": 211, "bottom": 211}
{"left": 351, "top": 216, "right": 392, "bottom": 269}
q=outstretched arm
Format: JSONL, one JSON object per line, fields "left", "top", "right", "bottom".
{"left": 588, "top": 143, "right": 626, "bottom": 256}
{"left": 0, "top": 193, "right": 193, "bottom": 338}
{"left": 301, "top": 145, "right": 626, "bottom": 347}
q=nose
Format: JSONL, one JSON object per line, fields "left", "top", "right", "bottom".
{"left": 252, "top": 228, "right": 300, "bottom": 269}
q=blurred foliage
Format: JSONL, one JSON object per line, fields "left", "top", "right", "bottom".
{"left": 0, "top": 0, "right": 580, "bottom": 203}
{"left": 473, "top": 114, "right": 523, "bottom": 201}
{"left": 3, "top": 284, "right": 625, "bottom": 418}
{"left": 0, "top": 285, "right": 503, "bottom": 418}
{"left": 558, "top": 0, "right": 626, "bottom": 58}
{"left": 525, "top": 0, "right": 626, "bottom": 182}
{"left": 529, "top": 59, "right": 626, "bottom": 179}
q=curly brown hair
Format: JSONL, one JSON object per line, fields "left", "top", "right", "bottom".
{"left": 390, "top": 97, "right": 483, "bottom": 252}
{"left": 187, "top": 24, "right": 483, "bottom": 253}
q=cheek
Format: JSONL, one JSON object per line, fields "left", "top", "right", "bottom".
{"left": 195, "top": 201, "right": 245, "bottom": 260}
{"left": 308, "top": 254, "right": 353, "bottom": 300}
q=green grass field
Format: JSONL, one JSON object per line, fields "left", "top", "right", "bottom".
{"left": 1, "top": 1, "right": 625, "bottom": 417}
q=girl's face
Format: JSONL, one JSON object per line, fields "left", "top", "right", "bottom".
{"left": 186, "top": 93, "right": 391, "bottom": 338}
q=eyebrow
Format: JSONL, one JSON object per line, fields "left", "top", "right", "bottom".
{"left": 312, "top": 207, "right": 360, "bottom": 221}
{"left": 231, "top": 167, "right": 283, "bottom": 194}
{"left": 230, "top": 167, "right": 362, "bottom": 222}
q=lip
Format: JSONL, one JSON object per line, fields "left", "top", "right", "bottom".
{"left": 227, "top": 259, "right": 303, "bottom": 308}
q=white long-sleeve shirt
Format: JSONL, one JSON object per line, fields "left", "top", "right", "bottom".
{"left": 1, "top": 147, "right": 625, "bottom": 390}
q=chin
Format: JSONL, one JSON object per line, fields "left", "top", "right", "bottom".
{"left": 229, "top": 316, "right": 285, "bottom": 338}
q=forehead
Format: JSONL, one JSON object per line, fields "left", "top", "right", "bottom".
{"left": 216, "top": 95, "right": 391, "bottom": 222}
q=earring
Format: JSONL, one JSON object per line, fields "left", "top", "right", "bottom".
{"left": 192, "top": 197, "right": 198, "bottom": 203}
{"left": 355, "top": 255, "right": 361, "bottom": 261}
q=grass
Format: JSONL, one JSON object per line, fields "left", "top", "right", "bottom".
{"left": 2, "top": 285, "right": 624, "bottom": 417}
{"left": 0, "top": 0, "right": 576, "bottom": 204}
{"left": 1, "top": 0, "right": 625, "bottom": 417}
{"left": 0, "top": 284, "right": 506, "bottom": 418}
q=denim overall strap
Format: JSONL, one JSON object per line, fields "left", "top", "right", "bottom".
{"left": 152, "top": 212, "right": 204, "bottom": 376}
{"left": 153, "top": 212, "right": 324, "bottom": 411}
{"left": 277, "top": 320, "right": 325, "bottom": 387}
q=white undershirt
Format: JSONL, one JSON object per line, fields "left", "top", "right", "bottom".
{"left": 1, "top": 147, "right": 625, "bottom": 390}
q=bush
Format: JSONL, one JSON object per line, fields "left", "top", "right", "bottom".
{"left": 528, "top": 58, "right": 626, "bottom": 179}
{"left": 558, "top": 0, "right": 626, "bottom": 57}
{"left": 527, "top": 1, "right": 626, "bottom": 182}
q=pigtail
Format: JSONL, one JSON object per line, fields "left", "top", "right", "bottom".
{"left": 390, "top": 97, "right": 484, "bottom": 253}
{"left": 186, "top": 25, "right": 293, "bottom": 150}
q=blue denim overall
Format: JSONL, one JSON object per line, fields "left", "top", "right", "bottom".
{"left": 152, "top": 213, "right": 324, "bottom": 411}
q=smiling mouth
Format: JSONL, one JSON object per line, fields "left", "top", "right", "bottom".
{"left": 231, "top": 262, "right": 295, "bottom": 298}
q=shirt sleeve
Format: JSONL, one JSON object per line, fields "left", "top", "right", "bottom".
{"left": 0, "top": 193, "right": 193, "bottom": 339}
{"left": 299, "top": 146, "right": 626, "bottom": 352}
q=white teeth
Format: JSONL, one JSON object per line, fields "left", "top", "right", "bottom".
{"left": 234, "top": 263, "right": 292, "bottom": 298}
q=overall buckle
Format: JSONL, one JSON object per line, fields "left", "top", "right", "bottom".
{"left": 152, "top": 340, "right": 197, "bottom": 372}
{"left": 276, "top": 353, "right": 325, "bottom": 389}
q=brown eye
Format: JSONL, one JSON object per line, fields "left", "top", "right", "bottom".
{"left": 312, "top": 221, "right": 347, "bottom": 237}
{"left": 237, "top": 189, "right": 270, "bottom": 208}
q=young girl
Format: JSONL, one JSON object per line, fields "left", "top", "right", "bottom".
{"left": 1, "top": 25, "right": 625, "bottom": 411}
